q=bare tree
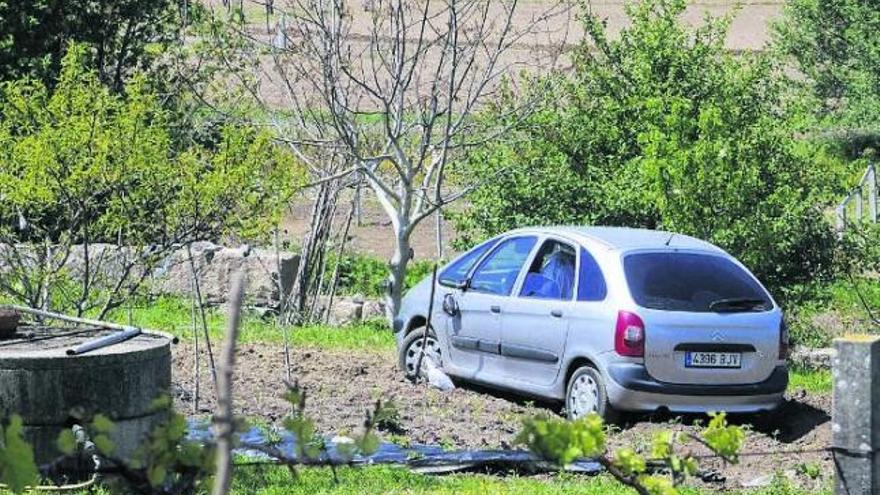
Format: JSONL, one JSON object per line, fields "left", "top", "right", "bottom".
{"left": 216, "top": 0, "right": 569, "bottom": 318}
{"left": 213, "top": 273, "right": 245, "bottom": 495}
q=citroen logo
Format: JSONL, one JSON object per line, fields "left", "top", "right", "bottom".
{"left": 711, "top": 331, "right": 724, "bottom": 342}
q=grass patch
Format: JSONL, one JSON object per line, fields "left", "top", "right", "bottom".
{"left": 229, "top": 465, "right": 829, "bottom": 495}
{"left": 788, "top": 368, "right": 832, "bottom": 394}
{"left": 786, "top": 276, "right": 880, "bottom": 347}
{"left": 51, "top": 466, "right": 833, "bottom": 495}
{"left": 105, "top": 296, "right": 395, "bottom": 351}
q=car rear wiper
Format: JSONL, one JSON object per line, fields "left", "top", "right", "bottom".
{"left": 708, "top": 297, "right": 768, "bottom": 312}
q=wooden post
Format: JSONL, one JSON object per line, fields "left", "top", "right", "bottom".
{"left": 855, "top": 189, "right": 863, "bottom": 223}
{"left": 435, "top": 209, "right": 444, "bottom": 260}
{"left": 836, "top": 201, "right": 848, "bottom": 235}
{"left": 833, "top": 335, "right": 880, "bottom": 494}
{"left": 868, "top": 165, "right": 877, "bottom": 223}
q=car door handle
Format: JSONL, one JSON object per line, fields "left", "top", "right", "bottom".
{"left": 550, "top": 309, "right": 563, "bottom": 318}
{"left": 490, "top": 305, "right": 501, "bottom": 314}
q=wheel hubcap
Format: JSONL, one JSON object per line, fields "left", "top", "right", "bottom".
{"left": 404, "top": 336, "right": 441, "bottom": 376}
{"left": 569, "top": 374, "right": 600, "bottom": 419}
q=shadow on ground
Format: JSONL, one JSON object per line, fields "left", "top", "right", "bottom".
{"left": 454, "top": 377, "right": 830, "bottom": 444}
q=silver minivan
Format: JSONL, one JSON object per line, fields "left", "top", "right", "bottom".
{"left": 395, "top": 227, "right": 788, "bottom": 420}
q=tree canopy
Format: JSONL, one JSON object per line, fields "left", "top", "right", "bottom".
{"left": 0, "top": 44, "right": 300, "bottom": 316}
{"left": 452, "top": 0, "right": 848, "bottom": 294}
{"left": 774, "top": 0, "right": 880, "bottom": 151}
{"left": 0, "top": 0, "right": 181, "bottom": 91}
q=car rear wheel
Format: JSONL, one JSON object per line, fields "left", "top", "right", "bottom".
{"left": 399, "top": 327, "right": 441, "bottom": 378}
{"left": 566, "top": 365, "right": 618, "bottom": 423}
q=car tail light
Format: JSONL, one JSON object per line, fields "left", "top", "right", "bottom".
{"left": 778, "top": 318, "right": 790, "bottom": 360}
{"left": 615, "top": 310, "right": 645, "bottom": 357}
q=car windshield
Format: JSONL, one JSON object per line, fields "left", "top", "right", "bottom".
{"left": 438, "top": 238, "right": 499, "bottom": 286}
{"left": 623, "top": 252, "right": 772, "bottom": 312}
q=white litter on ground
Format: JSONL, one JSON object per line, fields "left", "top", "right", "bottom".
{"left": 421, "top": 355, "right": 455, "bottom": 391}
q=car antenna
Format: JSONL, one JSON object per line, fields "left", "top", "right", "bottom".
{"left": 665, "top": 232, "right": 675, "bottom": 246}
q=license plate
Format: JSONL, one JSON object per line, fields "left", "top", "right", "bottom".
{"left": 685, "top": 351, "right": 741, "bottom": 368}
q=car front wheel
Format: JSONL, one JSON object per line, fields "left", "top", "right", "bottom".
{"left": 566, "top": 365, "right": 618, "bottom": 423}
{"left": 398, "top": 326, "right": 441, "bottom": 378}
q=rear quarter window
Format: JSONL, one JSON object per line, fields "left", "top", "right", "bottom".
{"left": 623, "top": 252, "right": 771, "bottom": 312}
{"left": 577, "top": 247, "right": 607, "bottom": 301}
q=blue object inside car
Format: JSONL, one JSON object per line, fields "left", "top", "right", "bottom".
{"left": 521, "top": 273, "right": 562, "bottom": 298}
{"left": 541, "top": 251, "right": 574, "bottom": 299}
{"left": 521, "top": 249, "right": 575, "bottom": 299}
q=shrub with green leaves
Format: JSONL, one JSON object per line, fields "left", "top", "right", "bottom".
{"left": 0, "top": 0, "right": 182, "bottom": 91}
{"left": 773, "top": 0, "right": 880, "bottom": 149}
{"left": 453, "top": 0, "right": 847, "bottom": 297}
{"left": 0, "top": 44, "right": 301, "bottom": 318}
{"left": 0, "top": 415, "right": 39, "bottom": 494}
{"left": 517, "top": 412, "right": 743, "bottom": 495}
{"left": 330, "top": 254, "right": 435, "bottom": 298}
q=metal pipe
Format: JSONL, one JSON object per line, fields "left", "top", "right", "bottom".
{"left": 0, "top": 304, "right": 179, "bottom": 344}
{"left": 66, "top": 326, "right": 141, "bottom": 355}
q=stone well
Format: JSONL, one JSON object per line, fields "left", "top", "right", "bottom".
{"left": 0, "top": 325, "right": 172, "bottom": 464}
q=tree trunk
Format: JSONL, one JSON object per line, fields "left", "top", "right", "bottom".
{"left": 385, "top": 224, "right": 411, "bottom": 322}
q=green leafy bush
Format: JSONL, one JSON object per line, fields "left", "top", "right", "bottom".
{"left": 453, "top": 0, "right": 848, "bottom": 296}
{"left": 331, "top": 254, "right": 435, "bottom": 298}
{"left": 0, "top": 416, "right": 38, "bottom": 494}
{"left": 0, "top": 0, "right": 183, "bottom": 90}
{"left": 0, "top": 44, "right": 300, "bottom": 317}
{"left": 516, "top": 412, "right": 743, "bottom": 495}
{"left": 773, "top": 0, "right": 880, "bottom": 148}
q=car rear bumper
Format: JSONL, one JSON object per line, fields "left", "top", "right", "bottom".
{"left": 605, "top": 363, "right": 787, "bottom": 413}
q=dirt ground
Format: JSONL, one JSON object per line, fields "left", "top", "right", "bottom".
{"left": 281, "top": 190, "right": 459, "bottom": 261}
{"left": 173, "top": 342, "right": 832, "bottom": 490}
{"left": 206, "top": 0, "right": 784, "bottom": 51}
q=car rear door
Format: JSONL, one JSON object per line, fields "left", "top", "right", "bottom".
{"left": 624, "top": 250, "right": 781, "bottom": 385}
{"left": 444, "top": 236, "right": 537, "bottom": 381}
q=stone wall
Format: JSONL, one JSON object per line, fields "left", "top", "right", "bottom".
{"left": 0, "top": 242, "right": 397, "bottom": 325}
{"left": 149, "top": 242, "right": 299, "bottom": 305}
{"left": 0, "top": 242, "right": 299, "bottom": 306}
{"left": 789, "top": 346, "right": 836, "bottom": 371}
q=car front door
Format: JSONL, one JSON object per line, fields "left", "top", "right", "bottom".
{"left": 444, "top": 236, "right": 537, "bottom": 381}
{"left": 499, "top": 237, "right": 576, "bottom": 387}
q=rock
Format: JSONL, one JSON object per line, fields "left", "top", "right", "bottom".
{"left": 789, "top": 346, "right": 836, "bottom": 371}
{"left": 362, "top": 299, "right": 387, "bottom": 321}
{"left": 65, "top": 243, "right": 142, "bottom": 281}
{"left": 314, "top": 297, "right": 364, "bottom": 326}
{"left": 150, "top": 242, "right": 299, "bottom": 305}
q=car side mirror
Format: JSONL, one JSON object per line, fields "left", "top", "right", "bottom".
{"left": 442, "top": 293, "right": 459, "bottom": 316}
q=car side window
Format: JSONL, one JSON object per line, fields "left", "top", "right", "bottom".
{"left": 438, "top": 238, "right": 499, "bottom": 286}
{"left": 577, "top": 247, "right": 607, "bottom": 301}
{"left": 469, "top": 236, "right": 537, "bottom": 296}
{"left": 519, "top": 240, "right": 576, "bottom": 300}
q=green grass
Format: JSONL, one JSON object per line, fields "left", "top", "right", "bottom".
{"left": 43, "top": 465, "right": 833, "bottom": 495}
{"left": 788, "top": 368, "right": 832, "bottom": 394}
{"left": 229, "top": 465, "right": 829, "bottom": 495}
{"left": 105, "top": 296, "right": 395, "bottom": 351}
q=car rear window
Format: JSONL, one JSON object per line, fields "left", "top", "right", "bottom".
{"left": 623, "top": 252, "right": 771, "bottom": 312}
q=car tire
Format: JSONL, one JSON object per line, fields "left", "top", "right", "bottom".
{"left": 566, "top": 365, "right": 619, "bottom": 423}
{"left": 398, "top": 326, "right": 441, "bottom": 378}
